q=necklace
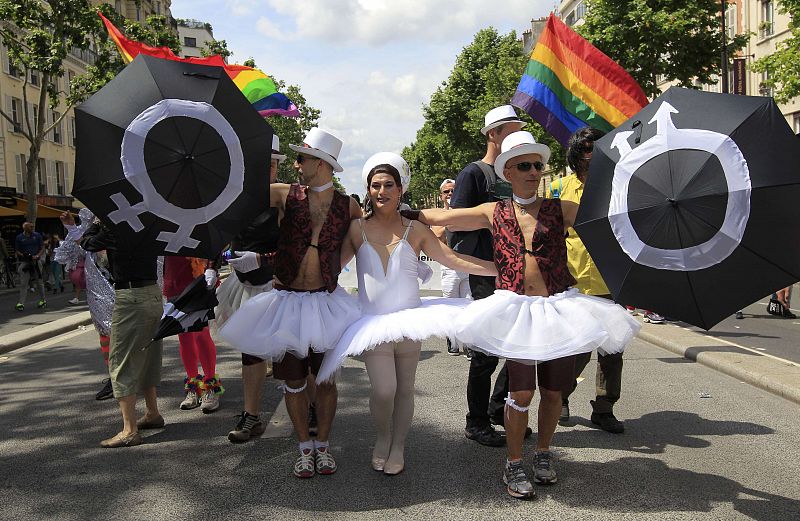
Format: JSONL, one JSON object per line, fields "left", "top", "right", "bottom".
{"left": 512, "top": 193, "right": 538, "bottom": 215}
{"left": 309, "top": 181, "right": 333, "bottom": 192}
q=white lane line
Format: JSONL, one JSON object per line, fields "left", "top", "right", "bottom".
{"left": 673, "top": 323, "right": 800, "bottom": 367}
{"left": 262, "top": 397, "right": 293, "bottom": 439}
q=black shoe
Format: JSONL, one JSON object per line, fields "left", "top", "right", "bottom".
{"left": 308, "top": 404, "right": 318, "bottom": 437}
{"left": 590, "top": 412, "right": 624, "bottom": 434}
{"left": 490, "top": 417, "right": 533, "bottom": 438}
{"left": 95, "top": 378, "right": 113, "bottom": 401}
{"left": 228, "top": 412, "right": 265, "bottom": 443}
{"left": 735, "top": 311, "right": 744, "bottom": 319}
{"left": 464, "top": 349, "right": 473, "bottom": 360}
{"left": 446, "top": 338, "right": 460, "bottom": 356}
{"left": 464, "top": 426, "right": 505, "bottom": 447}
{"left": 782, "top": 309, "right": 797, "bottom": 319}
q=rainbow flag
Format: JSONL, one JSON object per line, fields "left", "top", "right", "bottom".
{"left": 99, "top": 12, "right": 299, "bottom": 118}
{"left": 511, "top": 14, "right": 648, "bottom": 146}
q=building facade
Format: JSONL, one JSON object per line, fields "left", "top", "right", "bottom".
{"left": 0, "top": 0, "right": 174, "bottom": 215}
{"left": 177, "top": 19, "right": 215, "bottom": 59}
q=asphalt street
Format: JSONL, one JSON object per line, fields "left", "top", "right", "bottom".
{"left": 1, "top": 328, "right": 799, "bottom": 520}
{"left": 0, "top": 283, "right": 88, "bottom": 335}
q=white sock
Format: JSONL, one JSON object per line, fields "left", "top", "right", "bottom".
{"left": 314, "top": 440, "right": 329, "bottom": 451}
{"left": 299, "top": 440, "right": 314, "bottom": 453}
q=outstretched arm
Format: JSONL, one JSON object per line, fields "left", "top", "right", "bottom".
{"left": 401, "top": 202, "right": 494, "bottom": 231}
{"left": 415, "top": 223, "right": 496, "bottom": 276}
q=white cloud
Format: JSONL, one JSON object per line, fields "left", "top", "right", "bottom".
{"left": 256, "top": 16, "right": 295, "bottom": 40}
{"left": 392, "top": 74, "right": 416, "bottom": 97}
{"left": 367, "top": 71, "right": 388, "bottom": 86}
{"left": 260, "top": 0, "right": 551, "bottom": 45}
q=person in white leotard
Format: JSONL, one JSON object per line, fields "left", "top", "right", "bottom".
{"left": 317, "top": 152, "right": 496, "bottom": 476}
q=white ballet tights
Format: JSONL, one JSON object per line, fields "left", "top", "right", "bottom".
{"left": 364, "top": 339, "right": 421, "bottom": 473}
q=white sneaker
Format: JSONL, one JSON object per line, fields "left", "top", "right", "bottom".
{"left": 180, "top": 391, "right": 200, "bottom": 410}
{"left": 68, "top": 297, "right": 80, "bottom": 305}
{"left": 643, "top": 311, "right": 665, "bottom": 324}
{"left": 200, "top": 390, "right": 220, "bottom": 413}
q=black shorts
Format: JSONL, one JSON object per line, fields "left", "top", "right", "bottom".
{"left": 273, "top": 349, "right": 325, "bottom": 382}
{"left": 506, "top": 355, "right": 577, "bottom": 393}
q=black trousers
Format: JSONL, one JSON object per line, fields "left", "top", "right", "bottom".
{"left": 465, "top": 274, "right": 509, "bottom": 430}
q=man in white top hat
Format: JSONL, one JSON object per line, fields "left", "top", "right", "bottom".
{"left": 223, "top": 128, "right": 362, "bottom": 479}
{"left": 449, "top": 105, "right": 525, "bottom": 447}
{"left": 401, "top": 130, "right": 639, "bottom": 499}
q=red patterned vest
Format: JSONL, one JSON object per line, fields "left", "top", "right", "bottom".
{"left": 492, "top": 198, "right": 576, "bottom": 296}
{"left": 273, "top": 184, "right": 352, "bottom": 292}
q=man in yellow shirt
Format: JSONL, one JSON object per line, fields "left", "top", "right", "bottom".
{"left": 547, "top": 127, "right": 625, "bottom": 434}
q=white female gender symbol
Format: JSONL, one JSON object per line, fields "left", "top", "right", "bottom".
{"left": 608, "top": 101, "right": 751, "bottom": 271}
{"left": 110, "top": 99, "right": 244, "bottom": 252}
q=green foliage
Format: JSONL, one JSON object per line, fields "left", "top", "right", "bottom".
{"left": 242, "top": 57, "right": 256, "bottom": 68}
{"left": 265, "top": 80, "right": 322, "bottom": 184}
{"left": 200, "top": 39, "right": 232, "bottom": 59}
{"left": 580, "top": 0, "right": 749, "bottom": 98}
{"left": 122, "top": 14, "right": 181, "bottom": 54}
{"left": 403, "top": 28, "right": 564, "bottom": 207}
{"left": 752, "top": 0, "right": 800, "bottom": 104}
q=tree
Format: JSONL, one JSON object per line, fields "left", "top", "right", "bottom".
{"left": 0, "top": 0, "right": 109, "bottom": 222}
{"left": 201, "top": 39, "right": 232, "bottom": 60}
{"left": 403, "top": 28, "right": 565, "bottom": 207}
{"left": 580, "top": 0, "right": 749, "bottom": 99}
{"left": 751, "top": 0, "right": 800, "bottom": 104}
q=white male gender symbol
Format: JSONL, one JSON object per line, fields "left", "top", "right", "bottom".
{"left": 110, "top": 99, "right": 244, "bottom": 252}
{"left": 607, "top": 101, "right": 751, "bottom": 271}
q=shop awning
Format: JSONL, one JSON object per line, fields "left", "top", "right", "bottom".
{"left": 0, "top": 206, "right": 25, "bottom": 217}
{"left": 11, "top": 198, "right": 68, "bottom": 218}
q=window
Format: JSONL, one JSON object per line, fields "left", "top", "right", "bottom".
{"left": 50, "top": 75, "right": 60, "bottom": 93}
{"left": 761, "top": 0, "right": 774, "bottom": 38}
{"left": 136, "top": 6, "right": 141, "bottom": 21}
{"left": 69, "top": 116, "right": 76, "bottom": 147}
{"left": 55, "top": 161, "right": 66, "bottom": 196}
{"left": 576, "top": 2, "right": 587, "bottom": 20}
{"left": 30, "top": 69, "right": 39, "bottom": 87}
{"left": 15, "top": 154, "right": 27, "bottom": 193}
{"left": 155, "top": 1, "right": 161, "bottom": 15}
{"left": 46, "top": 160, "right": 57, "bottom": 196}
{"left": 52, "top": 111, "right": 62, "bottom": 144}
{"left": 184, "top": 37, "right": 197, "bottom": 48}
{"left": 115, "top": 0, "right": 123, "bottom": 15}
{"left": 565, "top": 12, "right": 576, "bottom": 26}
{"left": 793, "top": 113, "right": 800, "bottom": 134}
{"left": 725, "top": 4, "right": 737, "bottom": 40}
{"left": 759, "top": 71, "right": 773, "bottom": 97}
{"left": 30, "top": 104, "right": 38, "bottom": 134}
{"left": 7, "top": 96, "right": 22, "bottom": 132}
{"left": 37, "top": 158, "right": 47, "bottom": 195}
{"left": 66, "top": 70, "right": 75, "bottom": 95}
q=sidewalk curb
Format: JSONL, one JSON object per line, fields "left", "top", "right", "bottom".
{"left": 0, "top": 311, "right": 93, "bottom": 355}
{"left": 638, "top": 326, "right": 800, "bottom": 405}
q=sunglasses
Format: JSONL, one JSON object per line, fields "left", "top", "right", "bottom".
{"left": 296, "top": 155, "right": 320, "bottom": 164}
{"left": 512, "top": 161, "right": 545, "bottom": 172}
{"left": 441, "top": 189, "right": 453, "bottom": 194}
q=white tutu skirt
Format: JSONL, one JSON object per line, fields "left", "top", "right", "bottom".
{"left": 455, "top": 288, "right": 640, "bottom": 363}
{"left": 316, "top": 297, "right": 470, "bottom": 383}
{"left": 214, "top": 275, "right": 273, "bottom": 330}
{"left": 218, "top": 285, "right": 360, "bottom": 361}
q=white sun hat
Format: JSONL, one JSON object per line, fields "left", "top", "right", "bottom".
{"left": 480, "top": 105, "right": 525, "bottom": 135}
{"left": 288, "top": 128, "right": 343, "bottom": 172}
{"left": 494, "top": 131, "right": 551, "bottom": 182}
{"left": 361, "top": 152, "right": 411, "bottom": 194}
{"left": 271, "top": 134, "right": 286, "bottom": 162}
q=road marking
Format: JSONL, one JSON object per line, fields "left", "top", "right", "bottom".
{"left": 673, "top": 323, "right": 800, "bottom": 367}
{"left": 263, "top": 397, "right": 293, "bottom": 439}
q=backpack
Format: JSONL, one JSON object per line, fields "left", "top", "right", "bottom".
{"left": 472, "top": 161, "right": 512, "bottom": 201}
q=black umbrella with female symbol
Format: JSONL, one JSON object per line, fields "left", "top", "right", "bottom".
{"left": 73, "top": 54, "right": 272, "bottom": 259}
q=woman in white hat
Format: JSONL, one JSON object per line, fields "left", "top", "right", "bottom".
{"left": 315, "top": 152, "right": 496, "bottom": 476}
{"left": 400, "top": 131, "right": 639, "bottom": 499}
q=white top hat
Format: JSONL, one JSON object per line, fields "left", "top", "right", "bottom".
{"left": 481, "top": 105, "right": 525, "bottom": 135}
{"left": 289, "top": 128, "right": 343, "bottom": 172}
{"left": 271, "top": 134, "right": 286, "bottom": 162}
{"left": 494, "top": 131, "right": 551, "bottom": 182}
{"left": 361, "top": 152, "right": 411, "bottom": 194}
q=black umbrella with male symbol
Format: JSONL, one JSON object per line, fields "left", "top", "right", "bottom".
{"left": 574, "top": 87, "right": 800, "bottom": 329}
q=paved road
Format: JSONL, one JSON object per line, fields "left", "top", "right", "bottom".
{"left": 0, "top": 283, "right": 88, "bottom": 335}
{"left": 678, "top": 284, "right": 800, "bottom": 364}
{"left": 1, "top": 329, "right": 798, "bottom": 520}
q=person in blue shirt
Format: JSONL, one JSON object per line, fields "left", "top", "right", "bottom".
{"left": 14, "top": 222, "right": 46, "bottom": 310}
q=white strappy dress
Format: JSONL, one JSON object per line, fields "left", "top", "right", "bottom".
{"left": 316, "top": 221, "right": 470, "bottom": 382}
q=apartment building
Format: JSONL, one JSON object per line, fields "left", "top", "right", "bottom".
{"left": 0, "top": 0, "right": 174, "bottom": 216}
{"left": 178, "top": 19, "right": 216, "bottom": 59}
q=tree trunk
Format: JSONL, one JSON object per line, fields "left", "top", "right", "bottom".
{"left": 25, "top": 145, "right": 39, "bottom": 224}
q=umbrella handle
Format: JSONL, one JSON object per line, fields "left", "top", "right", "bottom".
{"left": 183, "top": 72, "right": 221, "bottom": 80}
{"left": 140, "top": 339, "right": 155, "bottom": 352}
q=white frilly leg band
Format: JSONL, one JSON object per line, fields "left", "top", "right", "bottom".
{"left": 505, "top": 393, "right": 529, "bottom": 413}
{"left": 280, "top": 382, "right": 308, "bottom": 394}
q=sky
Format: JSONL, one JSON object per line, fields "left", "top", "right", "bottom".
{"left": 170, "top": 0, "right": 556, "bottom": 195}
